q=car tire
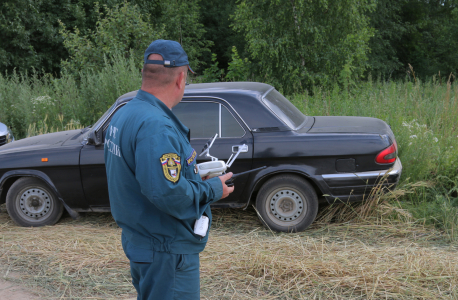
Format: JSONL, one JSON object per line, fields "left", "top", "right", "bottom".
{"left": 256, "top": 174, "right": 318, "bottom": 232}
{"left": 6, "top": 177, "right": 64, "bottom": 227}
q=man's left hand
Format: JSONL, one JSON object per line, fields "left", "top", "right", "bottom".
{"left": 218, "top": 172, "right": 234, "bottom": 199}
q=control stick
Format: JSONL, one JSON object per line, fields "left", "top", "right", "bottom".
{"left": 224, "top": 166, "right": 267, "bottom": 187}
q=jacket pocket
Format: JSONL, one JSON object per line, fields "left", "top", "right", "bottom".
{"left": 176, "top": 254, "right": 186, "bottom": 271}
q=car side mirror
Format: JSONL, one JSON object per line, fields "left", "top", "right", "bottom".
{"left": 87, "top": 131, "right": 96, "bottom": 145}
{"left": 95, "top": 130, "right": 103, "bottom": 145}
{"left": 87, "top": 130, "right": 102, "bottom": 146}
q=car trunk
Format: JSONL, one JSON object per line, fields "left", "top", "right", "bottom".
{"left": 306, "top": 116, "right": 395, "bottom": 141}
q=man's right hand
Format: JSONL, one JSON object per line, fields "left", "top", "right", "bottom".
{"left": 219, "top": 172, "right": 234, "bottom": 199}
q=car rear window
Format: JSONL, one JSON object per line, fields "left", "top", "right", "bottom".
{"left": 262, "top": 89, "right": 306, "bottom": 130}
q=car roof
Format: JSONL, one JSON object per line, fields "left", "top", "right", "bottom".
{"left": 112, "top": 82, "right": 294, "bottom": 131}
{"left": 184, "top": 82, "right": 273, "bottom": 95}
{"left": 115, "top": 82, "right": 274, "bottom": 105}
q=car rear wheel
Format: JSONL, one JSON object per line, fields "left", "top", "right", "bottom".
{"left": 6, "top": 177, "right": 64, "bottom": 227}
{"left": 256, "top": 174, "right": 318, "bottom": 232}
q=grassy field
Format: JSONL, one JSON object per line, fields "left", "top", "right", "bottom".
{"left": 1, "top": 202, "right": 458, "bottom": 299}
{"left": 1, "top": 57, "right": 458, "bottom": 298}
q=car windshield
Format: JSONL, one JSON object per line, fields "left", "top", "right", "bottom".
{"left": 262, "top": 89, "right": 307, "bottom": 130}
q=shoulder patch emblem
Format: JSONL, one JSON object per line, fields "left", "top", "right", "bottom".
{"left": 160, "top": 153, "right": 181, "bottom": 183}
{"left": 187, "top": 149, "right": 197, "bottom": 165}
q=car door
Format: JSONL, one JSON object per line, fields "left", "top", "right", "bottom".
{"left": 173, "top": 98, "right": 254, "bottom": 206}
{"left": 80, "top": 143, "right": 109, "bottom": 210}
{"left": 79, "top": 104, "right": 127, "bottom": 210}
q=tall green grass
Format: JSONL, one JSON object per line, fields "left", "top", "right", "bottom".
{"left": 290, "top": 76, "right": 458, "bottom": 239}
{"left": 0, "top": 54, "right": 142, "bottom": 138}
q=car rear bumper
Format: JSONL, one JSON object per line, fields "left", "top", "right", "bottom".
{"left": 321, "top": 158, "right": 402, "bottom": 203}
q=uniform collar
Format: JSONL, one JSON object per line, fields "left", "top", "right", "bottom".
{"left": 136, "top": 89, "right": 190, "bottom": 140}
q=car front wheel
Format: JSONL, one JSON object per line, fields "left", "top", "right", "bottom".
{"left": 6, "top": 177, "right": 64, "bottom": 227}
{"left": 256, "top": 174, "right": 318, "bottom": 232}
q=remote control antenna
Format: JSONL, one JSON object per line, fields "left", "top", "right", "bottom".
{"left": 199, "top": 133, "right": 218, "bottom": 161}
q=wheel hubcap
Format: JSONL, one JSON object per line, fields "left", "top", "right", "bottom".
{"left": 18, "top": 188, "right": 52, "bottom": 219}
{"left": 269, "top": 189, "right": 304, "bottom": 222}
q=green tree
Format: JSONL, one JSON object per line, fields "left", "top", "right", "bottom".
{"left": 225, "top": 46, "right": 251, "bottom": 82}
{"left": 367, "top": 0, "right": 458, "bottom": 79}
{"left": 400, "top": 0, "right": 458, "bottom": 78}
{"left": 233, "top": 0, "right": 375, "bottom": 94}
{"left": 0, "top": 0, "right": 120, "bottom": 75}
{"left": 157, "top": 0, "right": 212, "bottom": 72}
{"left": 200, "top": 0, "right": 246, "bottom": 70}
{"left": 200, "top": 53, "right": 225, "bottom": 83}
{"left": 366, "top": 0, "right": 408, "bottom": 78}
{"left": 59, "top": 1, "right": 164, "bottom": 74}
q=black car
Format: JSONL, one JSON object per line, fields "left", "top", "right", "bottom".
{"left": 0, "top": 82, "right": 402, "bottom": 232}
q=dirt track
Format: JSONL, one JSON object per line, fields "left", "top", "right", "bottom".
{"left": 0, "top": 272, "right": 40, "bottom": 300}
{"left": 0, "top": 273, "right": 137, "bottom": 300}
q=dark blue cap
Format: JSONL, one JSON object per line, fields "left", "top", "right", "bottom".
{"left": 144, "top": 39, "right": 194, "bottom": 73}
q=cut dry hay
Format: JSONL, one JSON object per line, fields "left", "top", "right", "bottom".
{"left": 204, "top": 209, "right": 458, "bottom": 299}
{"left": 0, "top": 211, "right": 133, "bottom": 299}
{"left": 1, "top": 187, "right": 457, "bottom": 299}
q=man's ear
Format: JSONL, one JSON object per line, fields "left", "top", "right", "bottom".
{"left": 176, "top": 70, "right": 185, "bottom": 90}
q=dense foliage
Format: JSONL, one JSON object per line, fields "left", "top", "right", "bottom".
{"left": 1, "top": 0, "right": 457, "bottom": 85}
{"left": 368, "top": 0, "right": 458, "bottom": 79}
{"left": 59, "top": 1, "right": 163, "bottom": 74}
{"left": 0, "top": 0, "right": 120, "bottom": 75}
{"left": 233, "top": 0, "right": 375, "bottom": 93}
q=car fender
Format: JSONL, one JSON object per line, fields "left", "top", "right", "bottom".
{"left": 0, "top": 169, "right": 80, "bottom": 219}
{"left": 242, "top": 165, "right": 329, "bottom": 209}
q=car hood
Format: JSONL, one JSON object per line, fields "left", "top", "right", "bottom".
{"left": 0, "top": 130, "right": 81, "bottom": 154}
{"left": 306, "top": 116, "right": 394, "bottom": 139}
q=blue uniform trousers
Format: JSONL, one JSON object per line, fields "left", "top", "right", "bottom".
{"left": 130, "top": 251, "right": 200, "bottom": 300}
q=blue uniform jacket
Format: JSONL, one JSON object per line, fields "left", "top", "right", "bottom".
{"left": 104, "top": 90, "right": 223, "bottom": 260}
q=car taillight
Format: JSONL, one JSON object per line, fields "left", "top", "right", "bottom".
{"left": 375, "top": 141, "right": 397, "bottom": 164}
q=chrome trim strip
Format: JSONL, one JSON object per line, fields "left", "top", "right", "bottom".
{"left": 261, "top": 86, "right": 275, "bottom": 98}
{"left": 322, "top": 159, "right": 402, "bottom": 179}
{"left": 218, "top": 103, "right": 222, "bottom": 137}
{"left": 181, "top": 96, "right": 251, "bottom": 131}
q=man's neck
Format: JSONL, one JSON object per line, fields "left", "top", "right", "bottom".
{"left": 141, "top": 87, "right": 174, "bottom": 110}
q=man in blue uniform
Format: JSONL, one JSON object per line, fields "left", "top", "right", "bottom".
{"left": 104, "top": 39, "right": 234, "bottom": 299}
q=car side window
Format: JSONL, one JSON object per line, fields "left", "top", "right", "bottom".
{"left": 173, "top": 101, "right": 245, "bottom": 139}
{"left": 173, "top": 102, "right": 219, "bottom": 139}
{"left": 221, "top": 105, "right": 245, "bottom": 138}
